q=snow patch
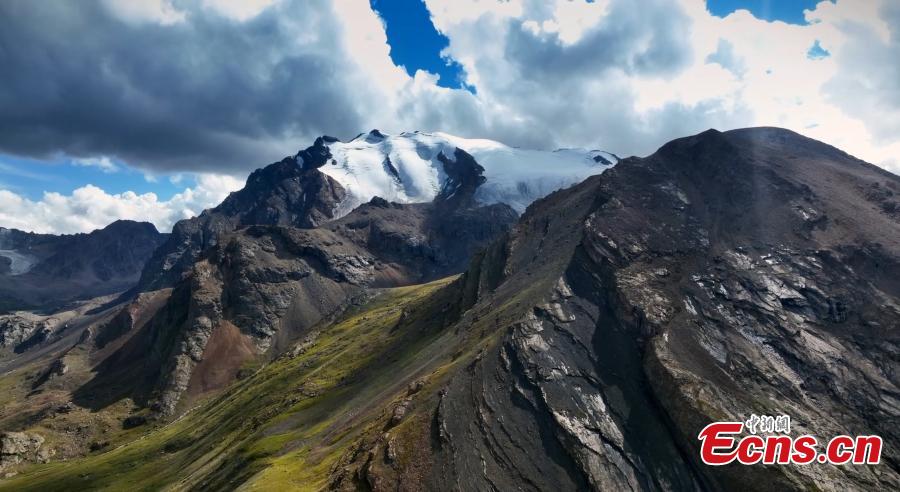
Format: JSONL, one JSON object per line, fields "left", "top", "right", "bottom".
{"left": 317, "top": 130, "right": 617, "bottom": 214}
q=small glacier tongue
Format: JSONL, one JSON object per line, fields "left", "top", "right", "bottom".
{"left": 0, "top": 249, "right": 37, "bottom": 275}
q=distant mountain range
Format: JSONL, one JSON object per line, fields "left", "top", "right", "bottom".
{"left": 0, "top": 221, "right": 166, "bottom": 312}
{"left": 0, "top": 128, "right": 897, "bottom": 491}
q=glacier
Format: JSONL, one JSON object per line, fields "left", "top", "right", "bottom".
{"left": 307, "top": 130, "right": 618, "bottom": 216}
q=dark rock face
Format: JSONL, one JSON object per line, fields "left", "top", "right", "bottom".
{"left": 295, "top": 136, "right": 335, "bottom": 170}
{"left": 30, "top": 221, "right": 163, "bottom": 282}
{"left": 137, "top": 147, "right": 347, "bottom": 291}
{"left": 0, "top": 221, "right": 165, "bottom": 312}
{"left": 435, "top": 148, "right": 487, "bottom": 208}
{"left": 340, "top": 128, "right": 900, "bottom": 491}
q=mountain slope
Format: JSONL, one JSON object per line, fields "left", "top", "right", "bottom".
{"left": 0, "top": 278, "right": 464, "bottom": 491}
{"left": 363, "top": 126, "right": 897, "bottom": 491}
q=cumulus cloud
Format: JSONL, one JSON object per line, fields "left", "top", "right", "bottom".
{"left": 434, "top": 0, "right": 900, "bottom": 169}
{"left": 1, "top": 0, "right": 896, "bottom": 169}
{"left": 422, "top": 0, "right": 754, "bottom": 155}
{"left": 0, "top": 0, "right": 383, "bottom": 174}
{"left": 822, "top": 0, "right": 900, "bottom": 144}
{"left": 0, "top": 174, "right": 243, "bottom": 234}
{"left": 706, "top": 39, "right": 747, "bottom": 77}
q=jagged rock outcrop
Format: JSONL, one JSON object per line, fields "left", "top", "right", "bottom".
{"left": 0, "top": 432, "right": 50, "bottom": 472}
{"left": 0, "top": 314, "right": 46, "bottom": 349}
{"left": 333, "top": 127, "right": 900, "bottom": 491}
{"left": 0, "top": 312, "right": 75, "bottom": 354}
{"left": 435, "top": 148, "right": 486, "bottom": 208}
{"left": 137, "top": 140, "right": 347, "bottom": 292}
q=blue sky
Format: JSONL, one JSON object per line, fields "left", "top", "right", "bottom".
{"left": 707, "top": 0, "right": 828, "bottom": 25}
{"left": 370, "top": 0, "right": 465, "bottom": 89}
{"left": 0, "top": 154, "right": 183, "bottom": 201}
{"left": 0, "top": 0, "right": 896, "bottom": 233}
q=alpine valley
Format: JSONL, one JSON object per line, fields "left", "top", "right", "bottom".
{"left": 0, "top": 128, "right": 897, "bottom": 491}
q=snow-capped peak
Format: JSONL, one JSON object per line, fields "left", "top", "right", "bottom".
{"left": 307, "top": 130, "right": 617, "bottom": 216}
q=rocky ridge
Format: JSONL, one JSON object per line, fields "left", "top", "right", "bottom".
{"left": 137, "top": 138, "right": 347, "bottom": 291}
{"left": 0, "top": 432, "right": 50, "bottom": 476}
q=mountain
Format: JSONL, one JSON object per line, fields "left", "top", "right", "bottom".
{"left": 0, "top": 130, "right": 607, "bottom": 426}
{"left": 64, "top": 144, "right": 517, "bottom": 417}
{"left": 0, "top": 221, "right": 166, "bottom": 312}
{"left": 1, "top": 128, "right": 898, "bottom": 491}
{"left": 139, "top": 130, "right": 618, "bottom": 290}
{"left": 79, "top": 197, "right": 516, "bottom": 417}
{"left": 354, "top": 126, "right": 897, "bottom": 491}
{"left": 137, "top": 131, "right": 616, "bottom": 291}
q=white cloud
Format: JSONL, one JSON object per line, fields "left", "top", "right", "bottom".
{"left": 73, "top": 156, "right": 118, "bottom": 173}
{"left": 820, "top": 1, "right": 900, "bottom": 145}
{"left": 6, "top": 0, "right": 897, "bottom": 174}
{"left": 100, "top": 0, "right": 185, "bottom": 25}
{"left": 0, "top": 174, "right": 243, "bottom": 234}
{"left": 202, "top": 0, "right": 277, "bottom": 21}
{"left": 419, "top": 0, "right": 738, "bottom": 154}
{"left": 417, "top": 0, "right": 900, "bottom": 172}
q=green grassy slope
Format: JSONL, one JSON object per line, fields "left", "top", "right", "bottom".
{"left": 1, "top": 277, "right": 462, "bottom": 491}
